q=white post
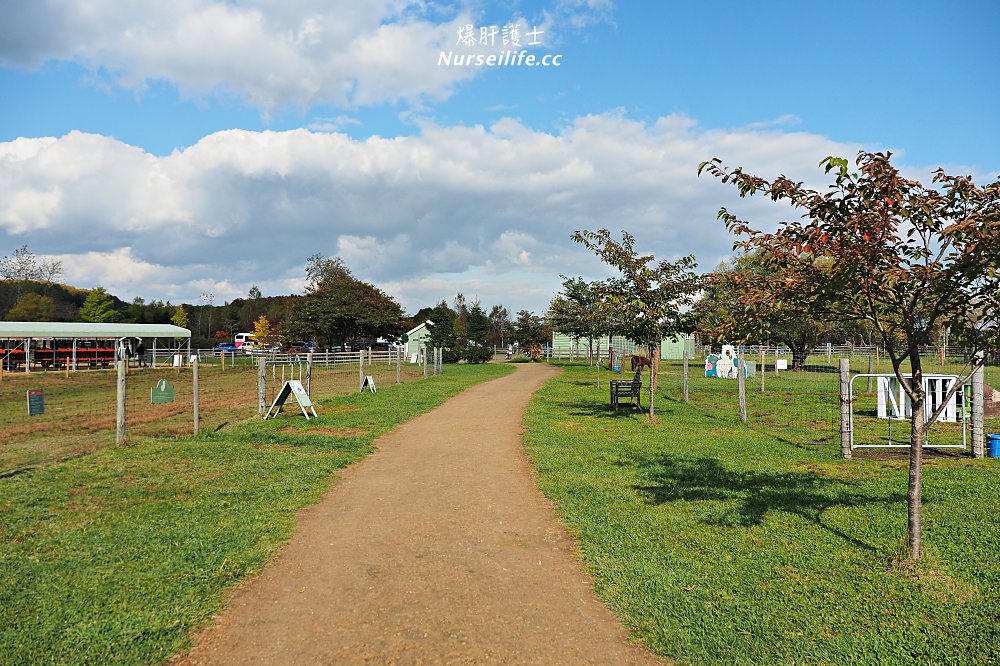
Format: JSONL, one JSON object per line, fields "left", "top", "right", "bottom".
{"left": 396, "top": 346, "right": 401, "bottom": 384}
{"left": 840, "top": 358, "right": 852, "bottom": 459}
{"left": 116, "top": 360, "right": 126, "bottom": 445}
{"left": 359, "top": 350, "right": 365, "bottom": 388}
{"left": 192, "top": 357, "right": 200, "bottom": 436}
{"left": 972, "top": 361, "right": 984, "bottom": 459}
{"left": 737, "top": 352, "right": 747, "bottom": 424}
{"left": 682, "top": 350, "right": 689, "bottom": 403}
{"left": 152, "top": 339, "right": 157, "bottom": 368}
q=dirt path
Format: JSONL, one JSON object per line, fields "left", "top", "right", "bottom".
{"left": 175, "top": 363, "right": 666, "bottom": 665}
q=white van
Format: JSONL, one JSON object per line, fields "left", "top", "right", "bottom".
{"left": 234, "top": 332, "right": 256, "bottom": 350}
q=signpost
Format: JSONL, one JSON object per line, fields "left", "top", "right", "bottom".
{"left": 26, "top": 389, "right": 44, "bottom": 416}
{"left": 151, "top": 379, "right": 175, "bottom": 404}
{"left": 360, "top": 375, "right": 376, "bottom": 393}
{"left": 264, "top": 380, "right": 317, "bottom": 420}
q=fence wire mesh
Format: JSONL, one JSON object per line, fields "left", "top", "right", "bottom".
{"left": 2, "top": 348, "right": 438, "bottom": 474}
{"left": 655, "top": 346, "right": 1000, "bottom": 454}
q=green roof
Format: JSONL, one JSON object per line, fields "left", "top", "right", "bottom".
{"left": 0, "top": 322, "right": 191, "bottom": 339}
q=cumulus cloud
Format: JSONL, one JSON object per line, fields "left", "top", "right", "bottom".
{"left": 0, "top": 1, "right": 492, "bottom": 111}
{"left": 4, "top": 111, "right": 978, "bottom": 313}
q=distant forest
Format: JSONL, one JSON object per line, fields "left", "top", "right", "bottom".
{"left": 0, "top": 279, "right": 302, "bottom": 348}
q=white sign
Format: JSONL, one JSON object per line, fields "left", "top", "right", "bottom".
{"left": 264, "top": 380, "right": 317, "bottom": 420}
{"left": 360, "top": 376, "right": 376, "bottom": 393}
{"left": 776, "top": 359, "right": 788, "bottom": 370}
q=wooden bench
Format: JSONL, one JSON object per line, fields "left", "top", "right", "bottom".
{"left": 610, "top": 370, "right": 643, "bottom": 411}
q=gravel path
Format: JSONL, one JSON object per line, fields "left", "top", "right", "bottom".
{"left": 174, "top": 363, "right": 666, "bottom": 665}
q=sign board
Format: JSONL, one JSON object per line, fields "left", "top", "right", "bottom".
{"left": 410, "top": 353, "right": 418, "bottom": 364}
{"left": 151, "top": 379, "right": 175, "bottom": 404}
{"left": 776, "top": 359, "right": 788, "bottom": 370}
{"left": 360, "top": 375, "right": 376, "bottom": 393}
{"left": 264, "top": 380, "right": 317, "bottom": 420}
{"left": 402, "top": 333, "right": 409, "bottom": 343}
{"left": 26, "top": 389, "right": 44, "bottom": 416}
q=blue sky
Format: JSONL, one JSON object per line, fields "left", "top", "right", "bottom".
{"left": 1, "top": 0, "right": 997, "bottom": 314}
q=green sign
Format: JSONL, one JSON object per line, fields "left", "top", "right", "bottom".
{"left": 401, "top": 333, "right": 409, "bottom": 343}
{"left": 26, "top": 389, "right": 44, "bottom": 416}
{"left": 151, "top": 379, "right": 175, "bottom": 404}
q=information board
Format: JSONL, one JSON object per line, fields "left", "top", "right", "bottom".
{"left": 360, "top": 375, "right": 376, "bottom": 393}
{"left": 264, "top": 380, "right": 317, "bottom": 420}
{"left": 26, "top": 389, "right": 44, "bottom": 416}
{"left": 151, "top": 379, "right": 175, "bottom": 404}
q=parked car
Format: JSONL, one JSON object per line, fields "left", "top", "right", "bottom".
{"left": 285, "top": 340, "right": 317, "bottom": 354}
{"left": 213, "top": 342, "right": 238, "bottom": 354}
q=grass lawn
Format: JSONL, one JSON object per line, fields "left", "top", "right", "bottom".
{"left": 522, "top": 363, "right": 1000, "bottom": 665}
{"left": 0, "top": 363, "right": 512, "bottom": 666}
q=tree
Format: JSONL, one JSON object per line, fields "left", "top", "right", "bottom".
{"left": 464, "top": 301, "right": 492, "bottom": 363}
{"left": 512, "top": 310, "right": 545, "bottom": 356}
{"left": 695, "top": 252, "right": 839, "bottom": 369}
{"left": 171, "top": 304, "right": 190, "bottom": 330}
{"left": 295, "top": 278, "right": 405, "bottom": 348}
{"left": 5, "top": 293, "right": 56, "bottom": 321}
{"left": 572, "top": 229, "right": 699, "bottom": 418}
{"left": 252, "top": 314, "right": 279, "bottom": 349}
{"left": 39, "top": 257, "right": 63, "bottom": 283}
{"left": 0, "top": 245, "right": 42, "bottom": 282}
{"left": 427, "top": 301, "right": 458, "bottom": 362}
{"left": 699, "top": 151, "right": 1000, "bottom": 559}
{"left": 548, "top": 277, "right": 608, "bottom": 365}
{"left": 488, "top": 305, "right": 511, "bottom": 348}
{"left": 79, "top": 287, "right": 118, "bottom": 323}
{"left": 305, "top": 254, "right": 351, "bottom": 291}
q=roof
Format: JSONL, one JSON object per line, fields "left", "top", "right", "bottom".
{"left": 406, "top": 320, "right": 433, "bottom": 336}
{"left": 0, "top": 322, "right": 191, "bottom": 338}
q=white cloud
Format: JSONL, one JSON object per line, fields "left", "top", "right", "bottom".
{"left": 5, "top": 112, "right": 984, "bottom": 313}
{"left": 0, "top": 1, "right": 488, "bottom": 111}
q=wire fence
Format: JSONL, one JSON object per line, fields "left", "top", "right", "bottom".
{"left": 654, "top": 346, "right": 1000, "bottom": 455}
{"left": 2, "top": 348, "right": 440, "bottom": 475}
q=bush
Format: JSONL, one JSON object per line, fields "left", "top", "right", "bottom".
{"left": 463, "top": 345, "right": 492, "bottom": 364}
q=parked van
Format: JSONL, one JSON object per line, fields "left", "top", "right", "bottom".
{"left": 234, "top": 332, "right": 256, "bottom": 350}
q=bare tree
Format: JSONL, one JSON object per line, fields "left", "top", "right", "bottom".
{"left": 0, "top": 245, "right": 43, "bottom": 281}
{"left": 39, "top": 257, "right": 64, "bottom": 283}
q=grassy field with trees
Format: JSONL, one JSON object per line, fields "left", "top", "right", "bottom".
{"left": 0, "top": 363, "right": 512, "bottom": 665}
{"left": 522, "top": 364, "right": 1000, "bottom": 665}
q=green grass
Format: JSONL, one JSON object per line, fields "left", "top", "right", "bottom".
{"left": 522, "top": 364, "right": 1000, "bottom": 665}
{"left": 0, "top": 363, "right": 512, "bottom": 666}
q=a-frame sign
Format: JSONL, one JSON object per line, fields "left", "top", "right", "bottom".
{"left": 264, "top": 380, "right": 318, "bottom": 420}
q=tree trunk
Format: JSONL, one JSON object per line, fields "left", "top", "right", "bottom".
{"left": 649, "top": 351, "right": 658, "bottom": 420}
{"left": 791, "top": 343, "right": 809, "bottom": 371}
{"left": 907, "top": 392, "right": 925, "bottom": 559}
{"left": 907, "top": 363, "right": 925, "bottom": 559}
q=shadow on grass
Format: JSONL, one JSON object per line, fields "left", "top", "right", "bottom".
{"left": 632, "top": 454, "right": 902, "bottom": 552}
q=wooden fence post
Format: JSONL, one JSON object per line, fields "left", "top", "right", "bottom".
{"left": 306, "top": 351, "right": 313, "bottom": 397}
{"left": 759, "top": 345, "right": 765, "bottom": 393}
{"left": 972, "top": 360, "right": 984, "bottom": 459}
{"left": 867, "top": 356, "right": 874, "bottom": 392}
{"left": 359, "top": 350, "right": 365, "bottom": 389}
{"left": 423, "top": 348, "right": 428, "bottom": 379}
{"left": 840, "top": 358, "right": 852, "bottom": 459}
{"left": 257, "top": 358, "right": 267, "bottom": 414}
{"left": 116, "top": 360, "right": 126, "bottom": 445}
{"left": 396, "top": 346, "right": 401, "bottom": 384}
{"left": 192, "top": 357, "right": 200, "bottom": 436}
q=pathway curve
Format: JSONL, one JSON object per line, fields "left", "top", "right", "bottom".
{"left": 175, "top": 363, "right": 665, "bottom": 665}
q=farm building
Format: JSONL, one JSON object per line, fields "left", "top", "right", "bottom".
{"left": 0, "top": 322, "right": 191, "bottom": 372}
{"left": 403, "top": 321, "right": 433, "bottom": 360}
{"left": 551, "top": 332, "right": 696, "bottom": 361}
